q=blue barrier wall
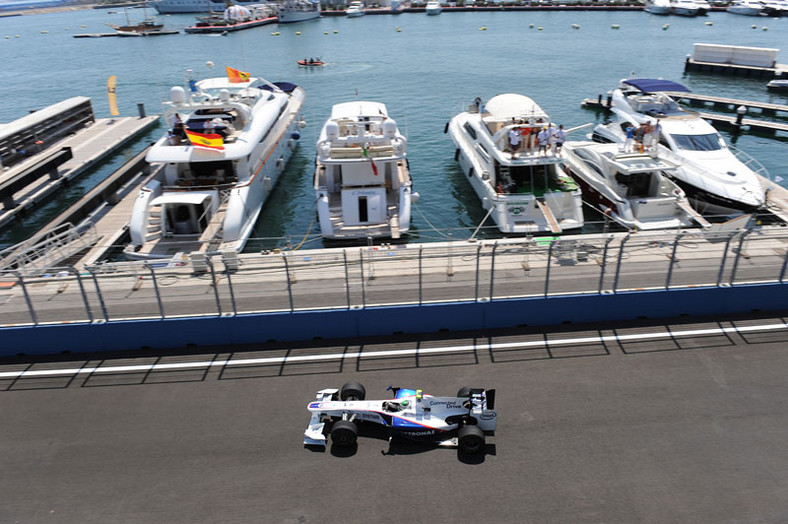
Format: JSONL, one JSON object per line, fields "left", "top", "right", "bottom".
{"left": 2, "top": 283, "right": 786, "bottom": 356}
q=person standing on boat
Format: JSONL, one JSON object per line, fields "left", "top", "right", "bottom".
{"left": 508, "top": 125, "right": 522, "bottom": 157}
{"left": 554, "top": 124, "right": 566, "bottom": 157}
{"left": 537, "top": 125, "right": 550, "bottom": 156}
{"left": 624, "top": 124, "right": 635, "bottom": 153}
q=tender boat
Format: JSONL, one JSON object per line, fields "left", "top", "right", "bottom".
{"left": 669, "top": 0, "right": 701, "bottom": 15}
{"left": 346, "top": 1, "right": 366, "bottom": 17}
{"left": 297, "top": 59, "right": 325, "bottom": 67}
{"left": 277, "top": 0, "right": 321, "bottom": 23}
{"left": 644, "top": 0, "right": 671, "bottom": 15}
{"left": 592, "top": 78, "right": 766, "bottom": 215}
{"left": 314, "top": 101, "right": 418, "bottom": 240}
{"left": 767, "top": 79, "right": 788, "bottom": 91}
{"left": 425, "top": 0, "right": 442, "bottom": 15}
{"left": 447, "top": 94, "right": 584, "bottom": 234}
{"left": 125, "top": 72, "right": 306, "bottom": 259}
{"left": 562, "top": 141, "right": 706, "bottom": 230}
{"left": 726, "top": 0, "right": 764, "bottom": 15}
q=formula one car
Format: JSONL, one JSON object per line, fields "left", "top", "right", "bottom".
{"left": 304, "top": 383, "right": 497, "bottom": 454}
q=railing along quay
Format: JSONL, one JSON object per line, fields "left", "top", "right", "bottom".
{"left": 1, "top": 227, "right": 786, "bottom": 327}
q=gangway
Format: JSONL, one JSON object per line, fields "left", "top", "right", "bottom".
{"left": 0, "top": 222, "right": 98, "bottom": 272}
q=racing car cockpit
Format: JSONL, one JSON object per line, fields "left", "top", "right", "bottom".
{"left": 383, "top": 399, "right": 409, "bottom": 413}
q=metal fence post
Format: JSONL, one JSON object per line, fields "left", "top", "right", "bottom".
{"left": 716, "top": 231, "right": 739, "bottom": 286}
{"left": 418, "top": 247, "right": 423, "bottom": 305}
{"left": 612, "top": 234, "right": 632, "bottom": 294}
{"left": 474, "top": 244, "right": 482, "bottom": 301}
{"left": 343, "top": 250, "right": 351, "bottom": 309}
{"left": 144, "top": 263, "right": 165, "bottom": 319}
{"left": 779, "top": 240, "right": 788, "bottom": 284}
{"left": 544, "top": 240, "right": 555, "bottom": 297}
{"left": 10, "top": 270, "right": 38, "bottom": 325}
{"left": 84, "top": 266, "right": 109, "bottom": 322}
{"left": 205, "top": 256, "right": 223, "bottom": 315}
{"left": 67, "top": 265, "right": 93, "bottom": 323}
{"left": 729, "top": 229, "right": 752, "bottom": 286}
{"left": 224, "top": 268, "right": 237, "bottom": 315}
{"left": 282, "top": 253, "right": 294, "bottom": 312}
{"left": 665, "top": 232, "right": 685, "bottom": 289}
{"left": 488, "top": 242, "right": 498, "bottom": 301}
{"left": 598, "top": 236, "right": 614, "bottom": 294}
{"left": 359, "top": 250, "right": 366, "bottom": 308}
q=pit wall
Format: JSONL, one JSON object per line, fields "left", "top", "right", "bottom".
{"left": 3, "top": 283, "right": 786, "bottom": 356}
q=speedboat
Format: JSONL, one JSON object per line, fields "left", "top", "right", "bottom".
{"left": 644, "top": 0, "right": 671, "bottom": 14}
{"left": 591, "top": 78, "right": 766, "bottom": 215}
{"left": 125, "top": 72, "right": 306, "bottom": 259}
{"left": 277, "top": 0, "right": 321, "bottom": 23}
{"left": 346, "top": 1, "right": 366, "bottom": 17}
{"left": 314, "top": 101, "right": 418, "bottom": 240}
{"left": 726, "top": 0, "right": 764, "bottom": 15}
{"left": 447, "top": 94, "right": 584, "bottom": 234}
{"left": 425, "top": 0, "right": 442, "bottom": 15}
{"left": 767, "top": 79, "right": 788, "bottom": 91}
{"left": 562, "top": 141, "right": 705, "bottom": 230}
{"left": 670, "top": 0, "right": 701, "bottom": 15}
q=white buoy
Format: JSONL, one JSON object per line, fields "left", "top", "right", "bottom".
{"left": 479, "top": 26, "right": 486, "bottom": 31}
{"left": 529, "top": 23, "right": 534, "bottom": 28}
{"left": 662, "top": 24, "right": 669, "bottom": 30}
{"left": 611, "top": 24, "right": 620, "bottom": 29}
{"left": 762, "top": 26, "right": 768, "bottom": 31}
{"left": 572, "top": 24, "right": 580, "bottom": 29}
{"left": 538, "top": 26, "right": 543, "bottom": 31}
{"left": 296, "top": 31, "right": 301, "bottom": 35}
{"left": 40, "top": 30, "right": 48, "bottom": 34}
{"left": 206, "top": 60, "right": 214, "bottom": 68}
{"left": 396, "top": 27, "right": 401, "bottom": 32}
{"left": 704, "top": 21, "right": 712, "bottom": 26}
{"left": 333, "top": 29, "right": 338, "bottom": 33}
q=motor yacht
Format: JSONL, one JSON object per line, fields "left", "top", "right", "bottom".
{"left": 591, "top": 78, "right": 766, "bottom": 215}
{"left": 447, "top": 94, "right": 584, "bottom": 234}
{"left": 278, "top": 0, "right": 321, "bottom": 23}
{"left": 125, "top": 72, "right": 305, "bottom": 259}
{"left": 670, "top": 0, "right": 701, "bottom": 15}
{"left": 314, "top": 101, "right": 418, "bottom": 240}
{"left": 562, "top": 141, "right": 706, "bottom": 230}
{"left": 644, "top": 0, "right": 671, "bottom": 15}
{"left": 346, "top": 1, "right": 366, "bottom": 17}
{"left": 726, "top": 0, "right": 764, "bottom": 15}
{"left": 425, "top": 1, "right": 443, "bottom": 15}
{"left": 153, "top": 0, "right": 259, "bottom": 14}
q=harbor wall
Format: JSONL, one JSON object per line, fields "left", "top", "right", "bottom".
{"left": 2, "top": 283, "right": 786, "bottom": 356}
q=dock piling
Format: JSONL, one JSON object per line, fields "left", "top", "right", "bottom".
{"left": 137, "top": 103, "right": 146, "bottom": 118}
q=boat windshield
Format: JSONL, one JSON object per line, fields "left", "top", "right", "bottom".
{"left": 670, "top": 133, "right": 724, "bottom": 152}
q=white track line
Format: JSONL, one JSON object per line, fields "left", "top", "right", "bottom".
{"left": 1, "top": 321, "right": 786, "bottom": 379}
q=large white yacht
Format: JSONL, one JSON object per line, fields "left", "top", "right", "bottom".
{"left": 425, "top": 0, "right": 442, "bottom": 15}
{"left": 592, "top": 78, "right": 766, "bottom": 215}
{"left": 447, "top": 94, "right": 584, "bottom": 234}
{"left": 644, "top": 0, "right": 671, "bottom": 14}
{"left": 346, "top": 1, "right": 365, "bottom": 17}
{"left": 314, "top": 101, "right": 417, "bottom": 240}
{"left": 726, "top": 0, "right": 764, "bottom": 15}
{"left": 669, "top": 0, "right": 701, "bottom": 15}
{"left": 562, "top": 142, "right": 707, "bottom": 231}
{"left": 125, "top": 73, "right": 305, "bottom": 259}
{"left": 277, "top": 0, "right": 321, "bottom": 23}
{"left": 153, "top": 0, "right": 259, "bottom": 14}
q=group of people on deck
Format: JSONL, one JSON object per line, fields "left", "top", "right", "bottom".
{"left": 507, "top": 119, "right": 566, "bottom": 158}
{"left": 624, "top": 120, "right": 662, "bottom": 153}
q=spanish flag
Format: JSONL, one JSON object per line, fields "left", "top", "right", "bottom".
{"left": 226, "top": 66, "right": 250, "bottom": 84}
{"left": 186, "top": 130, "right": 225, "bottom": 151}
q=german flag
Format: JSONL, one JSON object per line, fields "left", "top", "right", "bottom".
{"left": 226, "top": 66, "right": 250, "bottom": 84}
{"left": 186, "top": 130, "right": 225, "bottom": 151}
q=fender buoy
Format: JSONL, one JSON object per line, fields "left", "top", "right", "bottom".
{"left": 454, "top": 148, "right": 460, "bottom": 161}
{"left": 444, "top": 122, "right": 449, "bottom": 134}
{"left": 288, "top": 139, "right": 296, "bottom": 150}
{"left": 276, "top": 157, "right": 285, "bottom": 172}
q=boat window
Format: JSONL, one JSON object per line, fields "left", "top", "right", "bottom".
{"left": 669, "top": 133, "right": 723, "bottom": 151}
{"left": 463, "top": 123, "right": 477, "bottom": 140}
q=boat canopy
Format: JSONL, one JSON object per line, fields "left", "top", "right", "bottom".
{"left": 150, "top": 192, "right": 214, "bottom": 206}
{"left": 330, "top": 101, "right": 388, "bottom": 120}
{"left": 622, "top": 79, "right": 690, "bottom": 94}
{"left": 483, "top": 94, "right": 548, "bottom": 122}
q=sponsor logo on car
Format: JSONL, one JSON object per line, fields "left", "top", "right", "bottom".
{"left": 429, "top": 400, "right": 463, "bottom": 410}
{"left": 480, "top": 411, "right": 497, "bottom": 420}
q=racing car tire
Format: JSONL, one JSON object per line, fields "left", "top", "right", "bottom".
{"left": 457, "top": 425, "right": 485, "bottom": 455}
{"left": 457, "top": 386, "right": 471, "bottom": 398}
{"left": 331, "top": 420, "right": 358, "bottom": 446}
{"left": 340, "top": 382, "right": 366, "bottom": 401}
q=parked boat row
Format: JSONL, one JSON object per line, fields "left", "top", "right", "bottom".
{"left": 123, "top": 72, "right": 769, "bottom": 260}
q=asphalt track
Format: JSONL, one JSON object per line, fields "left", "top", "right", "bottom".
{"left": 2, "top": 312, "right": 788, "bottom": 523}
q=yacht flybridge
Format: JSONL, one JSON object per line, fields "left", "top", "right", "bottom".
{"left": 592, "top": 78, "right": 766, "bottom": 215}
{"left": 314, "top": 101, "right": 417, "bottom": 240}
{"left": 125, "top": 73, "right": 305, "bottom": 259}
{"left": 447, "top": 94, "right": 584, "bottom": 234}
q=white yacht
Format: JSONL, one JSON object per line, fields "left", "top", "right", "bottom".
{"left": 563, "top": 142, "right": 706, "bottom": 231}
{"left": 727, "top": 0, "right": 764, "bottom": 15}
{"left": 314, "top": 101, "right": 417, "bottom": 240}
{"left": 425, "top": 0, "right": 442, "bottom": 15}
{"left": 278, "top": 0, "right": 321, "bottom": 23}
{"left": 592, "top": 78, "right": 766, "bottom": 215}
{"left": 346, "top": 1, "right": 366, "bottom": 17}
{"left": 389, "top": 0, "right": 406, "bottom": 14}
{"left": 670, "top": 0, "right": 700, "bottom": 15}
{"left": 644, "top": 0, "right": 671, "bottom": 14}
{"left": 153, "top": 0, "right": 260, "bottom": 14}
{"left": 125, "top": 74, "right": 305, "bottom": 259}
{"left": 447, "top": 94, "right": 584, "bottom": 234}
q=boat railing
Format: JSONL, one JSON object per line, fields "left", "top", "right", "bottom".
{"left": 0, "top": 222, "right": 98, "bottom": 273}
{"left": 729, "top": 144, "right": 772, "bottom": 182}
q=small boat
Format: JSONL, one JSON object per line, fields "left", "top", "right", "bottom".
{"left": 125, "top": 72, "right": 306, "bottom": 259}
{"left": 726, "top": 0, "right": 764, "bottom": 15}
{"left": 298, "top": 59, "right": 325, "bottom": 67}
{"left": 562, "top": 141, "right": 704, "bottom": 230}
{"left": 314, "top": 101, "right": 418, "bottom": 240}
{"left": 425, "top": 0, "right": 442, "bottom": 15}
{"left": 447, "top": 94, "right": 584, "bottom": 235}
{"left": 346, "top": 1, "right": 366, "bottom": 17}
{"left": 766, "top": 79, "right": 788, "bottom": 91}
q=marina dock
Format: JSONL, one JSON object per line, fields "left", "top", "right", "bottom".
{"left": 0, "top": 102, "right": 159, "bottom": 229}
{"left": 73, "top": 30, "right": 179, "bottom": 38}
{"left": 184, "top": 16, "right": 277, "bottom": 34}
{"left": 697, "top": 111, "right": 788, "bottom": 135}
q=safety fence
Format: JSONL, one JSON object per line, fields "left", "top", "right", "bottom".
{"left": 1, "top": 227, "right": 786, "bottom": 327}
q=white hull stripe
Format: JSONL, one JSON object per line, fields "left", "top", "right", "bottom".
{"left": 1, "top": 321, "right": 785, "bottom": 379}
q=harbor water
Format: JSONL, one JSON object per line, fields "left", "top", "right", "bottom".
{"left": 1, "top": 8, "right": 786, "bottom": 251}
